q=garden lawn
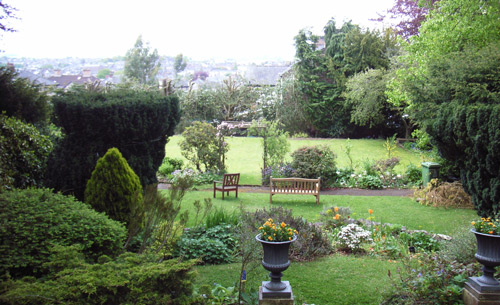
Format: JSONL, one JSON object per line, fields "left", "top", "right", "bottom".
{"left": 164, "top": 136, "right": 422, "bottom": 185}
{"left": 179, "top": 190, "right": 475, "bottom": 235}
{"left": 195, "top": 254, "right": 400, "bottom": 305}
{"left": 175, "top": 190, "right": 476, "bottom": 304}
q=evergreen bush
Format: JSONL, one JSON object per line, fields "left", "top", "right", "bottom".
{"left": 0, "top": 245, "right": 197, "bottom": 304}
{"left": 45, "top": 88, "right": 180, "bottom": 200}
{"left": 0, "top": 188, "right": 126, "bottom": 278}
{"left": 290, "top": 145, "right": 337, "bottom": 188}
{"left": 0, "top": 67, "right": 51, "bottom": 127}
{"left": 85, "top": 147, "right": 143, "bottom": 226}
{"left": 0, "top": 115, "right": 53, "bottom": 191}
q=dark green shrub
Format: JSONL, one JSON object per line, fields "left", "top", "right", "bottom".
{"left": 175, "top": 224, "right": 238, "bottom": 264}
{"left": 404, "top": 163, "right": 422, "bottom": 184}
{"left": 291, "top": 145, "right": 337, "bottom": 188}
{"left": 0, "top": 188, "right": 126, "bottom": 278}
{"left": 241, "top": 206, "right": 333, "bottom": 261}
{"left": 0, "top": 245, "right": 197, "bottom": 304}
{"left": 404, "top": 43, "right": 500, "bottom": 216}
{"left": 157, "top": 156, "right": 184, "bottom": 178}
{"left": 399, "top": 231, "right": 441, "bottom": 253}
{"left": 0, "top": 115, "right": 53, "bottom": 191}
{"left": 45, "top": 88, "right": 180, "bottom": 200}
{"left": 85, "top": 147, "right": 143, "bottom": 226}
{"left": 0, "top": 67, "right": 51, "bottom": 127}
{"left": 357, "top": 175, "right": 383, "bottom": 189}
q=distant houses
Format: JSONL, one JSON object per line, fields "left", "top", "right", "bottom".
{"left": 47, "top": 69, "right": 100, "bottom": 89}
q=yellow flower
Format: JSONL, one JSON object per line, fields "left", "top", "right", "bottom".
{"left": 268, "top": 218, "right": 273, "bottom": 222}
{"left": 294, "top": 230, "right": 298, "bottom": 234}
{"left": 471, "top": 221, "right": 476, "bottom": 226}
{"left": 334, "top": 207, "right": 339, "bottom": 213}
{"left": 289, "top": 237, "right": 292, "bottom": 241}
{"left": 335, "top": 214, "right": 340, "bottom": 220}
{"left": 281, "top": 222, "right": 286, "bottom": 228}
{"left": 268, "top": 236, "right": 273, "bottom": 241}
{"left": 259, "top": 226, "right": 263, "bottom": 230}
{"left": 289, "top": 232, "right": 293, "bottom": 235}
{"left": 489, "top": 231, "right": 494, "bottom": 234}
{"left": 368, "top": 209, "right": 373, "bottom": 215}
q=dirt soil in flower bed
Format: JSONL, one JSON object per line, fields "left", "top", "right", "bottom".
{"left": 158, "top": 184, "right": 414, "bottom": 197}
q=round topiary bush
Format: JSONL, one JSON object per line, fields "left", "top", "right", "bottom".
{"left": 291, "top": 145, "right": 337, "bottom": 188}
{"left": 84, "top": 147, "right": 143, "bottom": 226}
{"left": 0, "top": 188, "right": 127, "bottom": 278}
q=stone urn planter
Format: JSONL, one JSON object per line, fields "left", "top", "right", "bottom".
{"left": 256, "top": 233, "right": 297, "bottom": 291}
{"left": 472, "top": 229, "right": 500, "bottom": 286}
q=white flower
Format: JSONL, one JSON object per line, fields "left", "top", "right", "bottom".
{"left": 336, "top": 224, "right": 372, "bottom": 251}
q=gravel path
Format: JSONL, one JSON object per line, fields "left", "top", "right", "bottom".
{"left": 158, "top": 184, "right": 414, "bottom": 197}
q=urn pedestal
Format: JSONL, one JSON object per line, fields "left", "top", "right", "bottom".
{"left": 256, "top": 234, "right": 296, "bottom": 302}
{"left": 463, "top": 230, "right": 500, "bottom": 305}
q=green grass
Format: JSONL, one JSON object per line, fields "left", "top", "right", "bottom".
{"left": 195, "top": 254, "right": 399, "bottom": 305}
{"left": 179, "top": 190, "right": 475, "bottom": 235}
{"left": 178, "top": 190, "right": 476, "bottom": 304}
{"left": 165, "top": 135, "right": 422, "bottom": 185}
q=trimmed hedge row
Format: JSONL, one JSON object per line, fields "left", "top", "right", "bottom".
{"left": 45, "top": 88, "right": 180, "bottom": 200}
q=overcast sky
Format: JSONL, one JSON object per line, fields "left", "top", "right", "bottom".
{"left": 1, "top": 0, "right": 395, "bottom": 62}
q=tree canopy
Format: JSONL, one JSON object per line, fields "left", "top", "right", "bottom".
{"left": 124, "top": 35, "right": 161, "bottom": 85}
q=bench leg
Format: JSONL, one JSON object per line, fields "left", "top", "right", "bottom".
{"left": 236, "top": 188, "right": 238, "bottom": 198}
{"left": 222, "top": 189, "right": 224, "bottom": 200}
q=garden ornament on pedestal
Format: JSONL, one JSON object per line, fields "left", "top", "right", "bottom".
{"left": 256, "top": 218, "right": 297, "bottom": 296}
{"left": 469, "top": 217, "right": 500, "bottom": 288}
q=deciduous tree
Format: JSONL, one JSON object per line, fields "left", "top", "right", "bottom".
{"left": 124, "top": 35, "right": 161, "bottom": 85}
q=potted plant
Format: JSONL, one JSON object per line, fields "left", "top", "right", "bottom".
{"left": 256, "top": 218, "right": 297, "bottom": 291}
{"left": 471, "top": 216, "right": 500, "bottom": 286}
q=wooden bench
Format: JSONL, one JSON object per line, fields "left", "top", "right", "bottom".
{"left": 269, "top": 177, "right": 321, "bottom": 204}
{"left": 213, "top": 173, "right": 240, "bottom": 200}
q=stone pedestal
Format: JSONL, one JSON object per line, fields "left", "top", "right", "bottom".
{"left": 259, "top": 281, "right": 294, "bottom": 305}
{"left": 463, "top": 278, "right": 500, "bottom": 305}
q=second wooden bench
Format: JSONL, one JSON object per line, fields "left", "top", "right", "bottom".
{"left": 269, "top": 176, "right": 321, "bottom": 204}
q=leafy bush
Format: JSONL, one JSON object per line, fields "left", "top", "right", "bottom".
{"left": 45, "top": 88, "right": 180, "bottom": 200}
{"left": 180, "top": 121, "right": 227, "bottom": 173}
{"left": 399, "top": 231, "right": 441, "bottom": 253}
{"left": 84, "top": 147, "right": 143, "bottom": 226}
{"left": 404, "top": 163, "right": 421, "bottom": 184}
{"left": 240, "top": 206, "right": 333, "bottom": 261}
{"left": 0, "top": 115, "right": 53, "bottom": 191}
{"left": 382, "top": 252, "right": 480, "bottom": 305}
{"left": 261, "top": 162, "right": 296, "bottom": 186}
{"left": 0, "top": 245, "right": 197, "bottom": 304}
{"left": 0, "top": 188, "right": 126, "bottom": 278}
{"left": 291, "top": 145, "right": 337, "bottom": 188}
{"left": 157, "top": 156, "right": 183, "bottom": 178}
{"left": 175, "top": 224, "right": 238, "bottom": 264}
{"left": 193, "top": 171, "right": 222, "bottom": 185}
{"left": 413, "top": 179, "right": 473, "bottom": 209}
{"left": 357, "top": 175, "right": 383, "bottom": 189}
